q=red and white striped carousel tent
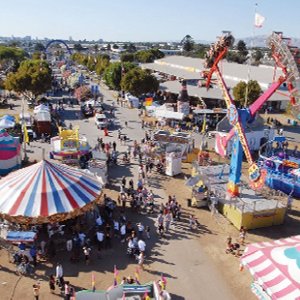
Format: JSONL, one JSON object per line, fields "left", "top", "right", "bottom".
{"left": 241, "top": 235, "right": 300, "bottom": 299}
{"left": 0, "top": 160, "right": 102, "bottom": 223}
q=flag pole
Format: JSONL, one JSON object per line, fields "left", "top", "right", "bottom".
{"left": 244, "top": 3, "right": 258, "bottom": 108}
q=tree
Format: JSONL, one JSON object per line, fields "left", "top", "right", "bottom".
{"left": 95, "top": 54, "right": 110, "bottom": 75}
{"left": 120, "top": 53, "right": 135, "bottom": 62}
{"left": 94, "top": 44, "right": 99, "bottom": 53}
{"left": 135, "top": 49, "right": 164, "bottom": 63}
{"left": 127, "top": 43, "right": 137, "bottom": 53}
{"left": 181, "top": 35, "right": 194, "bottom": 52}
{"left": 233, "top": 80, "right": 262, "bottom": 107}
{"left": 237, "top": 40, "right": 248, "bottom": 56}
{"left": 103, "top": 62, "right": 136, "bottom": 90}
{"left": 0, "top": 46, "right": 26, "bottom": 71}
{"left": 32, "top": 52, "right": 42, "bottom": 60}
{"left": 253, "top": 49, "right": 263, "bottom": 63}
{"left": 121, "top": 68, "right": 159, "bottom": 97}
{"left": 34, "top": 42, "right": 45, "bottom": 52}
{"left": 74, "top": 43, "right": 84, "bottom": 52}
{"left": 4, "top": 59, "right": 52, "bottom": 100}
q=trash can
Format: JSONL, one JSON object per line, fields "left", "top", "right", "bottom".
{"left": 187, "top": 198, "right": 192, "bottom": 207}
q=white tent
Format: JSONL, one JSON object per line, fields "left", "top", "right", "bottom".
{"left": 33, "top": 104, "right": 50, "bottom": 114}
{"left": 155, "top": 110, "right": 184, "bottom": 120}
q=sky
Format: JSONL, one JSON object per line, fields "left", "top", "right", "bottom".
{"left": 0, "top": 0, "right": 299, "bottom": 42}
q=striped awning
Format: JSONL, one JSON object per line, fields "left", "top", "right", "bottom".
{"left": 0, "top": 160, "right": 102, "bottom": 222}
{"left": 241, "top": 235, "right": 300, "bottom": 299}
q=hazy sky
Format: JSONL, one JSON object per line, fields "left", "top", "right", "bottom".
{"left": 1, "top": 0, "right": 299, "bottom": 41}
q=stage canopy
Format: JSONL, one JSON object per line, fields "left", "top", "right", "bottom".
{"left": 241, "top": 235, "right": 300, "bottom": 300}
{"left": 0, "top": 160, "right": 102, "bottom": 223}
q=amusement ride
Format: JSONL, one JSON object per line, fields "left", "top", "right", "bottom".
{"left": 204, "top": 31, "right": 300, "bottom": 197}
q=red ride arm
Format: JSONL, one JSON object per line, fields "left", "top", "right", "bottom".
{"left": 249, "top": 79, "right": 285, "bottom": 117}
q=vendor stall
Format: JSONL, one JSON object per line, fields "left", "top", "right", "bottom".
{"left": 241, "top": 235, "right": 300, "bottom": 299}
{"left": 165, "top": 151, "right": 182, "bottom": 176}
{"left": 0, "top": 129, "right": 21, "bottom": 175}
{"left": 50, "top": 126, "right": 91, "bottom": 164}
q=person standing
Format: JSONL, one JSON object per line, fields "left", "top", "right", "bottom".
{"left": 165, "top": 212, "right": 172, "bottom": 232}
{"left": 32, "top": 283, "right": 40, "bottom": 300}
{"left": 146, "top": 226, "right": 151, "bottom": 239}
{"left": 137, "top": 223, "right": 144, "bottom": 239}
{"left": 96, "top": 229, "right": 104, "bottom": 258}
{"left": 56, "top": 262, "right": 63, "bottom": 286}
{"left": 112, "top": 141, "right": 117, "bottom": 152}
{"left": 83, "top": 246, "right": 91, "bottom": 265}
{"left": 30, "top": 245, "right": 37, "bottom": 267}
{"left": 120, "top": 223, "right": 126, "bottom": 243}
{"left": 64, "top": 281, "right": 71, "bottom": 300}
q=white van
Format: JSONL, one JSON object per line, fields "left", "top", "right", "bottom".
{"left": 95, "top": 113, "right": 108, "bottom": 129}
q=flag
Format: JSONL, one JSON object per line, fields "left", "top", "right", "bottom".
{"left": 134, "top": 267, "right": 141, "bottom": 285}
{"left": 113, "top": 265, "right": 119, "bottom": 286}
{"left": 254, "top": 13, "right": 265, "bottom": 28}
{"left": 23, "top": 124, "right": 29, "bottom": 144}
{"left": 160, "top": 273, "right": 167, "bottom": 290}
{"left": 201, "top": 115, "right": 206, "bottom": 134}
{"left": 92, "top": 272, "right": 96, "bottom": 292}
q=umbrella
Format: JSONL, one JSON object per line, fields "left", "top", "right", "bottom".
{"left": 0, "top": 160, "right": 102, "bottom": 223}
{"left": 0, "top": 116, "right": 15, "bottom": 129}
{"left": 0, "top": 129, "right": 21, "bottom": 175}
{"left": 241, "top": 235, "right": 300, "bottom": 299}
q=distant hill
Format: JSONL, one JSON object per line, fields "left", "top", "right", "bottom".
{"left": 238, "top": 35, "right": 300, "bottom": 48}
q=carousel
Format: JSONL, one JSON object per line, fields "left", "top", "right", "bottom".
{"left": 0, "top": 159, "right": 102, "bottom": 224}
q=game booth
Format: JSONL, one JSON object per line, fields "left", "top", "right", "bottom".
{"left": 151, "top": 130, "right": 195, "bottom": 177}
{"left": 33, "top": 104, "right": 52, "bottom": 135}
{"left": 0, "top": 129, "right": 21, "bottom": 176}
{"left": 50, "top": 126, "right": 91, "bottom": 165}
{"left": 240, "top": 235, "right": 300, "bottom": 299}
{"left": 259, "top": 136, "right": 300, "bottom": 198}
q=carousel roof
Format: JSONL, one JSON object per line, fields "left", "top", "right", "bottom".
{"left": 0, "top": 160, "right": 102, "bottom": 223}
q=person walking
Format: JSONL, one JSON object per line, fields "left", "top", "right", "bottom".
{"left": 49, "top": 274, "right": 56, "bottom": 294}
{"left": 112, "top": 141, "right": 117, "bottom": 152}
{"left": 137, "top": 251, "right": 144, "bottom": 270}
